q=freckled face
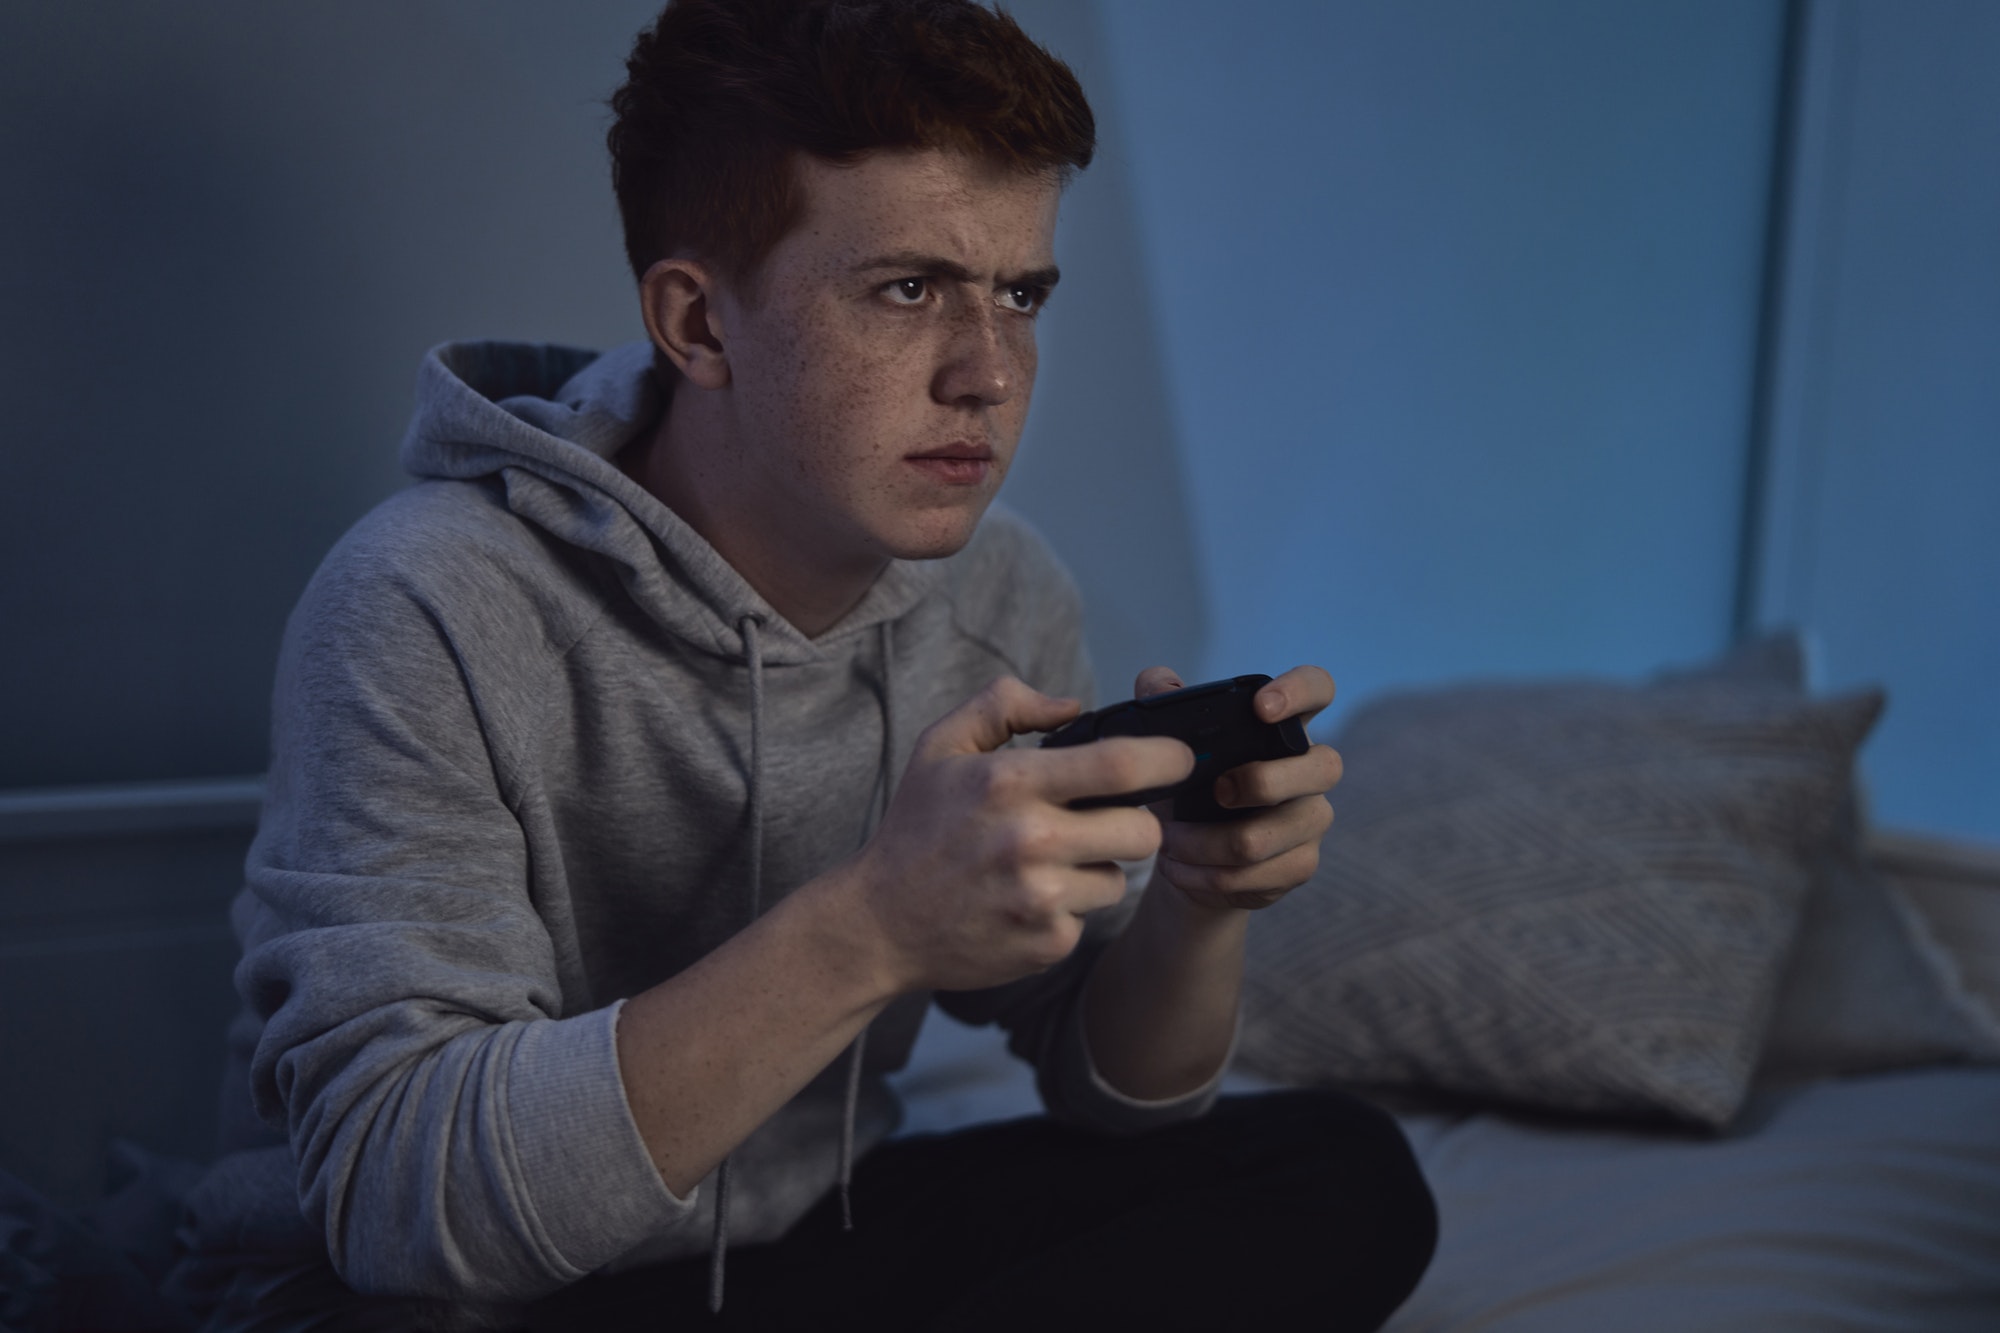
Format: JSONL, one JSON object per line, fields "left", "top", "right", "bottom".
{"left": 711, "top": 149, "right": 1062, "bottom": 569}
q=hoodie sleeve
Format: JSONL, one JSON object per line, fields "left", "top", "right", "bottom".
{"left": 234, "top": 530, "right": 690, "bottom": 1302}
{"left": 932, "top": 509, "right": 1224, "bottom": 1133}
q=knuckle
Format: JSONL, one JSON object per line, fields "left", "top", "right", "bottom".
{"left": 998, "top": 814, "right": 1056, "bottom": 870}
{"left": 1020, "top": 814, "right": 1064, "bottom": 865}
{"left": 1228, "top": 821, "right": 1268, "bottom": 864}
{"left": 1018, "top": 864, "right": 1068, "bottom": 912}
{"left": 1031, "top": 922, "right": 1080, "bottom": 970}
{"left": 979, "top": 753, "right": 1030, "bottom": 805}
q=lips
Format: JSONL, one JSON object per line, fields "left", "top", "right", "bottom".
{"left": 905, "top": 441, "right": 994, "bottom": 486}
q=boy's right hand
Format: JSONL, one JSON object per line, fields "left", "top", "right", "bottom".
{"left": 839, "top": 675, "right": 1194, "bottom": 996}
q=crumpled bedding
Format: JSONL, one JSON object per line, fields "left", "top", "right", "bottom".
{"left": 0, "top": 1141, "right": 201, "bottom": 1331}
{"left": 1385, "top": 1065, "right": 2000, "bottom": 1330}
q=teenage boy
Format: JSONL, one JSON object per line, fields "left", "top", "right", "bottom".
{"left": 169, "top": 2, "right": 1435, "bottom": 1329}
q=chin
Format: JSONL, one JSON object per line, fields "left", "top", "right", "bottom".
{"left": 880, "top": 500, "right": 991, "bottom": 561}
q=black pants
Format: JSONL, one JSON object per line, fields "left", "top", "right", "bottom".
{"left": 527, "top": 1090, "right": 1437, "bottom": 1333}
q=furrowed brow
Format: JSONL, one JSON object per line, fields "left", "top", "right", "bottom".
{"left": 853, "top": 252, "right": 1061, "bottom": 290}
{"left": 853, "top": 252, "right": 979, "bottom": 284}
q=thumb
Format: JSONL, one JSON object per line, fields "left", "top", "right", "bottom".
{"left": 1133, "top": 665, "right": 1185, "bottom": 700}
{"left": 920, "top": 676, "right": 1083, "bottom": 758}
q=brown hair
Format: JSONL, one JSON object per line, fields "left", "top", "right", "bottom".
{"left": 608, "top": 0, "right": 1096, "bottom": 288}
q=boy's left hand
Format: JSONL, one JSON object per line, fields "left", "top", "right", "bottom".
{"left": 1136, "top": 664, "right": 1341, "bottom": 912}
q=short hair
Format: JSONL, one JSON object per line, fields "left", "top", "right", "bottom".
{"left": 607, "top": 0, "right": 1096, "bottom": 288}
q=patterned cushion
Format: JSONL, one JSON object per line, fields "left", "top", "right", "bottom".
{"left": 1238, "top": 637, "right": 1884, "bottom": 1127}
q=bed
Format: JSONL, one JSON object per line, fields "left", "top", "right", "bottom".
{"left": 891, "top": 634, "right": 2000, "bottom": 1329}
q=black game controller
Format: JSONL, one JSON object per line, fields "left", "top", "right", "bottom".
{"left": 1038, "top": 674, "right": 1311, "bottom": 822}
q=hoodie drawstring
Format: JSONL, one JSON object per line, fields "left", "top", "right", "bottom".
{"left": 833, "top": 619, "right": 901, "bottom": 1231}
{"left": 710, "top": 614, "right": 903, "bottom": 1311}
{"left": 709, "top": 614, "right": 766, "bottom": 1315}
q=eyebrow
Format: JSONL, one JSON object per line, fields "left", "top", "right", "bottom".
{"left": 852, "top": 251, "right": 1062, "bottom": 290}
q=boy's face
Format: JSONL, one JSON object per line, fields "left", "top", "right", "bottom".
{"left": 710, "top": 148, "right": 1063, "bottom": 570}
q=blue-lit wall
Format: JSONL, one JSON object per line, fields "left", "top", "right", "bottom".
{"left": 1091, "top": 0, "right": 1781, "bottom": 693}
{"left": 1748, "top": 0, "right": 2000, "bottom": 841}
{"left": 1032, "top": 0, "right": 1999, "bottom": 841}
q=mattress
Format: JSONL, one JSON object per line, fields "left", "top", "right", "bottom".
{"left": 1384, "top": 1066, "right": 2000, "bottom": 1330}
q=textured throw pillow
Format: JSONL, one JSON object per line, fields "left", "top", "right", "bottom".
{"left": 1238, "top": 636, "right": 1883, "bottom": 1127}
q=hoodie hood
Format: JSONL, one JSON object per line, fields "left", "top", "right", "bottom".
{"left": 400, "top": 339, "right": 943, "bottom": 667}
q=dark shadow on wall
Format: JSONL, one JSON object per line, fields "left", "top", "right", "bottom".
{"left": 0, "top": 0, "right": 1202, "bottom": 785}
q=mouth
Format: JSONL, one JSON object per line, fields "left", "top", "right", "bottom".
{"left": 904, "top": 441, "right": 994, "bottom": 487}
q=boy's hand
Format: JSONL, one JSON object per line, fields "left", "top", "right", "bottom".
{"left": 1137, "top": 665, "right": 1341, "bottom": 912}
{"left": 846, "top": 675, "right": 1194, "bottom": 995}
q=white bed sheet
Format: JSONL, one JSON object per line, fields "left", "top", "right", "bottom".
{"left": 889, "top": 1015, "right": 2000, "bottom": 1330}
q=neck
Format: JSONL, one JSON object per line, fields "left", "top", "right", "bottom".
{"left": 621, "top": 394, "right": 886, "bottom": 639}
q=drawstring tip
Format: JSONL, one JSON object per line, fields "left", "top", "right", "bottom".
{"left": 837, "top": 1029, "right": 867, "bottom": 1235}
{"left": 708, "top": 1156, "right": 733, "bottom": 1315}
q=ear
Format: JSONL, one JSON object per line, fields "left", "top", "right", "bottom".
{"left": 639, "top": 257, "right": 731, "bottom": 390}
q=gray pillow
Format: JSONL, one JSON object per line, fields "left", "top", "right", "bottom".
{"left": 1759, "top": 806, "right": 2000, "bottom": 1080}
{"left": 1238, "top": 637, "right": 1883, "bottom": 1127}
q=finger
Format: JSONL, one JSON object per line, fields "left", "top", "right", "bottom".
{"left": 1051, "top": 859, "right": 1141, "bottom": 918}
{"left": 918, "top": 676, "right": 1082, "bottom": 759}
{"left": 1132, "top": 665, "right": 1185, "bottom": 699}
{"left": 1053, "top": 804, "right": 1167, "bottom": 868}
{"left": 1161, "top": 792, "right": 1332, "bottom": 868}
{"left": 1030, "top": 734, "right": 1194, "bottom": 807}
{"left": 1214, "top": 744, "right": 1343, "bottom": 810}
{"left": 1158, "top": 835, "right": 1322, "bottom": 908}
{"left": 1254, "top": 664, "right": 1337, "bottom": 727}
{"left": 1013, "top": 859, "right": 1132, "bottom": 935}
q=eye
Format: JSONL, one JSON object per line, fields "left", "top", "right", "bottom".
{"left": 999, "top": 283, "right": 1049, "bottom": 315}
{"left": 885, "top": 277, "right": 928, "bottom": 305}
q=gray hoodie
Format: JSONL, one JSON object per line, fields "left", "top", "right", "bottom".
{"left": 203, "top": 340, "right": 1217, "bottom": 1313}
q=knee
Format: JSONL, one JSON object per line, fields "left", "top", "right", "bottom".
{"left": 1230, "top": 1091, "right": 1439, "bottom": 1318}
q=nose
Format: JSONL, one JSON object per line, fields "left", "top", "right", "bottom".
{"left": 931, "top": 305, "right": 1021, "bottom": 408}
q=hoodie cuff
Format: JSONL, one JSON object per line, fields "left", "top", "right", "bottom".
{"left": 505, "top": 1000, "right": 695, "bottom": 1278}
{"left": 1041, "top": 992, "right": 1234, "bottom": 1134}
